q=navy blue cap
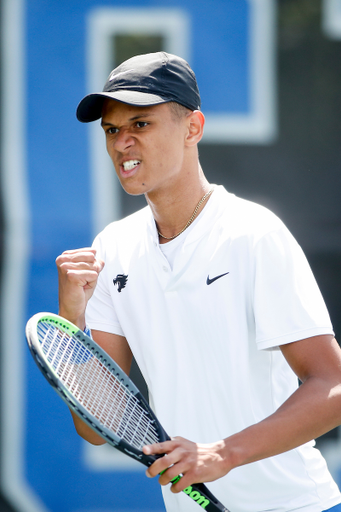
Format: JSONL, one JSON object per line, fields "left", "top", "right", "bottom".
{"left": 76, "top": 52, "right": 201, "bottom": 123}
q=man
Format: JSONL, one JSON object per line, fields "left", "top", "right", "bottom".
{"left": 57, "top": 52, "right": 341, "bottom": 511}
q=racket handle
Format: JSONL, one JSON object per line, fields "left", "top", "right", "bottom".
{"left": 183, "top": 482, "right": 230, "bottom": 512}
{"left": 146, "top": 449, "right": 230, "bottom": 510}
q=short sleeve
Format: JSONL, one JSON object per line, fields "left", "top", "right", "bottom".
{"left": 253, "top": 225, "right": 334, "bottom": 350}
{"left": 85, "top": 235, "right": 125, "bottom": 337}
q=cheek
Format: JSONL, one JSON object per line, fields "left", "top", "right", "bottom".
{"left": 163, "top": 139, "right": 185, "bottom": 169}
{"left": 159, "top": 129, "right": 183, "bottom": 156}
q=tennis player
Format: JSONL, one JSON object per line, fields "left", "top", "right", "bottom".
{"left": 57, "top": 52, "right": 341, "bottom": 512}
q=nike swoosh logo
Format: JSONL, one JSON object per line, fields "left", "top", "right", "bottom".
{"left": 206, "top": 272, "right": 229, "bottom": 285}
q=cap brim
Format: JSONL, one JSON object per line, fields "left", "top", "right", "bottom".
{"left": 76, "top": 90, "right": 170, "bottom": 123}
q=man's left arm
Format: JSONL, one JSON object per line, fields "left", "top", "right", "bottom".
{"left": 144, "top": 334, "right": 341, "bottom": 492}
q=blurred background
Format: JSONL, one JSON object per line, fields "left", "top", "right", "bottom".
{"left": 0, "top": 0, "right": 340, "bottom": 511}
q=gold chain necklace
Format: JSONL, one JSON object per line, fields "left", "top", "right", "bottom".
{"left": 157, "top": 188, "right": 214, "bottom": 241}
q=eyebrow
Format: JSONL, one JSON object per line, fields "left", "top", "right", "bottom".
{"left": 101, "top": 112, "right": 155, "bottom": 127}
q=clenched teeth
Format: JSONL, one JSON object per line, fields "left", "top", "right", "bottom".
{"left": 122, "top": 160, "right": 140, "bottom": 171}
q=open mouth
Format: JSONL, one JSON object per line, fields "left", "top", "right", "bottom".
{"left": 122, "top": 160, "right": 141, "bottom": 171}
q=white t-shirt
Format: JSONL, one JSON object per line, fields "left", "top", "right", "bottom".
{"left": 86, "top": 186, "right": 341, "bottom": 512}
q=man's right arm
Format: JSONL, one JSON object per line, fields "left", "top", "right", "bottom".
{"left": 56, "top": 248, "right": 133, "bottom": 445}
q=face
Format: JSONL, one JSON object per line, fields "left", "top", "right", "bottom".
{"left": 101, "top": 100, "right": 190, "bottom": 196}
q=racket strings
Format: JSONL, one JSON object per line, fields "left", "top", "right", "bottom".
{"left": 37, "top": 322, "right": 159, "bottom": 448}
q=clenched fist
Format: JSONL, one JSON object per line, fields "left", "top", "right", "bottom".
{"left": 56, "top": 248, "right": 104, "bottom": 328}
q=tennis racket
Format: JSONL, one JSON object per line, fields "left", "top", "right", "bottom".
{"left": 25, "top": 312, "right": 229, "bottom": 512}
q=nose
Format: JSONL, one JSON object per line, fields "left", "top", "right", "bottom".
{"left": 114, "top": 128, "right": 135, "bottom": 152}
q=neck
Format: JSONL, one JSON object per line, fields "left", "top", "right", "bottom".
{"left": 145, "top": 164, "right": 212, "bottom": 244}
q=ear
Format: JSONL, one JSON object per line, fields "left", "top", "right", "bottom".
{"left": 185, "top": 110, "right": 205, "bottom": 146}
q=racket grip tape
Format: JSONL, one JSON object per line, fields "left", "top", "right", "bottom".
{"left": 183, "top": 482, "right": 230, "bottom": 511}
{"left": 162, "top": 472, "right": 230, "bottom": 511}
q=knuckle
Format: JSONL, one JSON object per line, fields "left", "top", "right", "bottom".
{"left": 56, "top": 254, "right": 67, "bottom": 267}
{"left": 59, "top": 262, "right": 73, "bottom": 275}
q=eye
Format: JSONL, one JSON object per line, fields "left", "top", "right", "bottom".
{"left": 136, "top": 121, "right": 148, "bottom": 128}
{"left": 107, "top": 127, "right": 118, "bottom": 134}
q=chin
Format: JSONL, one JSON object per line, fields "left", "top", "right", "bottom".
{"left": 119, "top": 181, "right": 148, "bottom": 197}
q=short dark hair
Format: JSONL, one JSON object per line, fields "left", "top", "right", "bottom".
{"left": 168, "top": 101, "right": 193, "bottom": 121}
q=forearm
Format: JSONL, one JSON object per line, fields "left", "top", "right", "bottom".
{"left": 148, "top": 375, "right": 341, "bottom": 492}
{"left": 221, "top": 375, "right": 341, "bottom": 471}
{"left": 69, "top": 409, "right": 106, "bottom": 445}
{"left": 146, "top": 336, "right": 341, "bottom": 492}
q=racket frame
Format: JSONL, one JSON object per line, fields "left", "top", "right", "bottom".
{"left": 26, "top": 312, "right": 167, "bottom": 466}
{"left": 26, "top": 312, "right": 230, "bottom": 512}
